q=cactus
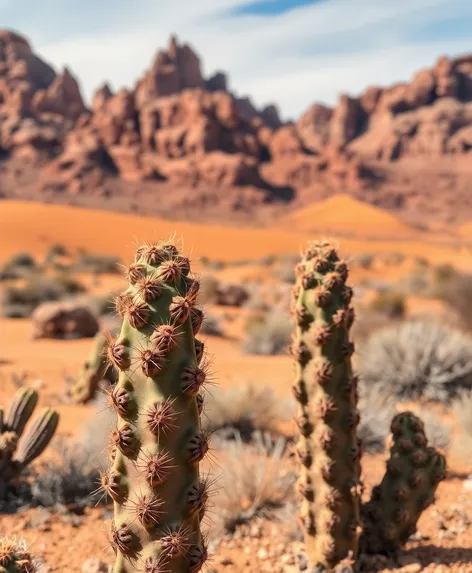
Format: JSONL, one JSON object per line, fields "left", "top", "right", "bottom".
{"left": 105, "top": 240, "right": 210, "bottom": 573}
{"left": 69, "top": 330, "right": 119, "bottom": 404}
{"left": 291, "top": 240, "right": 361, "bottom": 570}
{"left": 0, "top": 388, "right": 59, "bottom": 488}
{"left": 291, "top": 241, "right": 447, "bottom": 566}
{"left": 359, "top": 411, "right": 446, "bottom": 555}
{"left": 0, "top": 537, "right": 38, "bottom": 573}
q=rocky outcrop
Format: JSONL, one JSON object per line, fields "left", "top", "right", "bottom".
{"left": 1, "top": 28, "right": 472, "bottom": 223}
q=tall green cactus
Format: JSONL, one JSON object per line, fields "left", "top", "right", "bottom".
{"left": 360, "top": 412, "right": 446, "bottom": 554}
{"left": 291, "top": 240, "right": 361, "bottom": 570}
{"left": 70, "top": 330, "right": 119, "bottom": 404}
{"left": 0, "top": 537, "right": 38, "bottom": 573}
{"left": 0, "top": 388, "right": 59, "bottom": 487}
{"left": 104, "top": 240, "right": 209, "bottom": 573}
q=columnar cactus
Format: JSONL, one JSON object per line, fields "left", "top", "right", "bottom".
{"left": 360, "top": 412, "right": 446, "bottom": 554}
{"left": 104, "top": 240, "right": 209, "bottom": 573}
{"left": 0, "top": 537, "right": 38, "bottom": 572}
{"left": 291, "top": 240, "right": 361, "bottom": 570}
{"left": 70, "top": 331, "right": 118, "bottom": 404}
{"left": 0, "top": 387, "right": 59, "bottom": 487}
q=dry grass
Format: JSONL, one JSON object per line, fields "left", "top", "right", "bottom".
{"left": 202, "top": 384, "right": 294, "bottom": 443}
{"left": 210, "top": 432, "right": 296, "bottom": 537}
{"left": 359, "top": 319, "right": 472, "bottom": 403}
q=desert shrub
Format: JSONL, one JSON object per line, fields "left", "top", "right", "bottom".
{"left": 202, "top": 384, "right": 294, "bottom": 443}
{"left": 0, "top": 252, "right": 38, "bottom": 280}
{"left": 1, "top": 275, "right": 86, "bottom": 318}
{"left": 242, "top": 308, "right": 291, "bottom": 355}
{"left": 454, "top": 391, "right": 472, "bottom": 436}
{"left": 357, "top": 387, "right": 396, "bottom": 454}
{"left": 198, "top": 275, "right": 220, "bottom": 305}
{"left": 356, "top": 253, "right": 374, "bottom": 269}
{"left": 435, "top": 271, "right": 472, "bottom": 331}
{"left": 74, "top": 252, "right": 121, "bottom": 274}
{"left": 199, "top": 314, "right": 224, "bottom": 336}
{"left": 44, "top": 243, "right": 68, "bottom": 262}
{"left": 30, "top": 438, "right": 101, "bottom": 507}
{"left": 369, "top": 290, "right": 406, "bottom": 319}
{"left": 383, "top": 252, "right": 405, "bottom": 266}
{"left": 31, "top": 398, "right": 112, "bottom": 507}
{"left": 272, "top": 261, "right": 296, "bottom": 284}
{"left": 211, "top": 432, "right": 296, "bottom": 536}
{"left": 6, "top": 252, "right": 37, "bottom": 269}
{"left": 415, "top": 409, "right": 451, "bottom": 451}
{"left": 360, "top": 320, "right": 472, "bottom": 402}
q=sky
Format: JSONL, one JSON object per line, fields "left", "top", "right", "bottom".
{"left": 1, "top": 0, "right": 472, "bottom": 120}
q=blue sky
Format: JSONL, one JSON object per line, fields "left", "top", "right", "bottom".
{"left": 1, "top": 0, "right": 471, "bottom": 119}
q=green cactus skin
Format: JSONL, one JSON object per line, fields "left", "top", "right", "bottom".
{"left": 0, "top": 388, "right": 59, "bottom": 485}
{"left": 4, "top": 388, "right": 38, "bottom": 436}
{"left": 0, "top": 537, "right": 37, "bottom": 573}
{"left": 70, "top": 331, "right": 119, "bottom": 404}
{"left": 291, "top": 240, "right": 361, "bottom": 570}
{"left": 359, "top": 411, "right": 447, "bottom": 555}
{"left": 106, "top": 240, "right": 209, "bottom": 573}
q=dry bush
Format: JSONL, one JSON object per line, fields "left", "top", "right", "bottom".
{"left": 454, "top": 391, "right": 472, "bottom": 436}
{"left": 357, "top": 387, "right": 396, "bottom": 454}
{"left": 359, "top": 320, "right": 472, "bottom": 403}
{"left": 414, "top": 409, "right": 451, "bottom": 451}
{"left": 210, "top": 432, "right": 296, "bottom": 537}
{"left": 242, "top": 307, "right": 291, "bottom": 355}
{"left": 202, "top": 384, "right": 295, "bottom": 442}
{"left": 1, "top": 274, "right": 86, "bottom": 318}
{"left": 198, "top": 275, "right": 220, "bottom": 305}
{"left": 30, "top": 396, "right": 113, "bottom": 507}
{"left": 369, "top": 290, "right": 406, "bottom": 319}
{"left": 73, "top": 251, "right": 121, "bottom": 274}
{"left": 435, "top": 270, "right": 472, "bottom": 331}
{"left": 199, "top": 314, "right": 224, "bottom": 337}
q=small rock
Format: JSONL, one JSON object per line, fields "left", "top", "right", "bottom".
{"left": 295, "top": 550, "right": 308, "bottom": 571}
{"left": 258, "top": 548, "right": 269, "bottom": 560}
{"left": 82, "top": 559, "right": 107, "bottom": 573}
{"left": 399, "top": 564, "right": 423, "bottom": 573}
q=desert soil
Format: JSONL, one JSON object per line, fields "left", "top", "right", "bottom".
{"left": 1, "top": 198, "right": 472, "bottom": 573}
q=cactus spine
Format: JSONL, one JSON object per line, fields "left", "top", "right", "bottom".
{"left": 291, "top": 240, "right": 361, "bottom": 570}
{"left": 360, "top": 412, "right": 446, "bottom": 554}
{"left": 0, "top": 388, "right": 59, "bottom": 486}
{"left": 106, "top": 240, "right": 209, "bottom": 573}
{"left": 0, "top": 538, "right": 38, "bottom": 573}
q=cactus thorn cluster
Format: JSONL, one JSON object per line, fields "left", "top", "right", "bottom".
{"left": 0, "top": 537, "right": 38, "bottom": 572}
{"left": 105, "top": 239, "right": 211, "bottom": 573}
{"left": 0, "top": 387, "right": 59, "bottom": 488}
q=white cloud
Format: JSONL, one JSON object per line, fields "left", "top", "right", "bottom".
{"left": 5, "top": 0, "right": 472, "bottom": 119}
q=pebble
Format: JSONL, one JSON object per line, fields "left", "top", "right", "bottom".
{"left": 81, "top": 558, "right": 107, "bottom": 573}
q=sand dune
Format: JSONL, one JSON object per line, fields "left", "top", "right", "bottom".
{"left": 0, "top": 200, "right": 471, "bottom": 269}
{"left": 282, "top": 195, "right": 422, "bottom": 240}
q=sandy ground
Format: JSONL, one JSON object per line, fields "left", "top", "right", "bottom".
{"left": 1, "top": 198, "right": 472, "bottom": 572}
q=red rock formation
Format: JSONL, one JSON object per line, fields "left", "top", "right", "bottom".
{"left": 1, "top": 28, "right": 472, "bottom": 224}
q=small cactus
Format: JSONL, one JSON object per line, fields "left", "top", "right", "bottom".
{"left": 0, "top": 537, "right": 39, "bottom": 572}
{"left": 69, "top": 331, "right": 119, "bottom": 404}
{"left": 0, "top": 388, "right": 59, "bottom": 488}
{"left": 291, "top": 240, "right": 361, "bottom": 570}
{"left": 359, "top": 411, "right": 447, "bottom": 554}
{"left": 106, "top": 240, "right": 210, "bottom": 573}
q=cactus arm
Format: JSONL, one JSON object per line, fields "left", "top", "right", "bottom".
{"left": 70, "top": 332, "right": 111, "bottom": 404}
{"left": 4, "top": 388, "right": 38, "bottom": 436}
{"left": 13, "top": 408, "right": 59, "bottom": 471}
{"left": 359, "top": 411, "right": 446, "bottom": 555}
{"left": 292, "top": 241, "right": 361, "bottom": 570}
